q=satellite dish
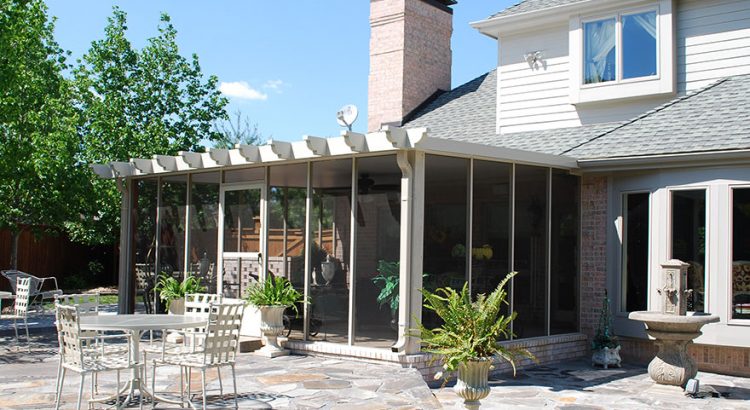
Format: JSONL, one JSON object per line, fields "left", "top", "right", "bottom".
{"left": 336, "top": 104, "right": 358, "bottom": 131}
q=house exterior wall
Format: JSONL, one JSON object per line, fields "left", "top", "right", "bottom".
{"left": 580, "top": 175, "right": 609, "bottom": 339}
{"left": 495, "top": 0, "right": 750, "bottom": 134}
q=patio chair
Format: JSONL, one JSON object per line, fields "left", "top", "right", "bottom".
{"left": 150, "top": 300, "right": 245, "bottom": 410}
{"left": 54, "top": 303, "right": 137, "bottom": 410}
{"left": 1, "top": 269, "right": 62, "bottom": 311}
{"left": 135, "top": 263, "right": 155, "bottom": 314}
{"left": 1, "top": 277, "right": 32, "bottom": 348}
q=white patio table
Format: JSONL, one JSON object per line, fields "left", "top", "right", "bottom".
{"left": 79, "top": 314, "right": 207, "bottom": 406}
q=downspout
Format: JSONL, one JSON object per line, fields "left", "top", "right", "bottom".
{"left": 393, "top": 150, "right": 414, "bottom": 353}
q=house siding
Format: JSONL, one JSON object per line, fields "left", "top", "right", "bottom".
{"left": 496, "top": 0, "right": 750, "bottom": 134}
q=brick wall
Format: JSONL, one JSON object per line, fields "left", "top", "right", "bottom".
{"left": 368, "top": 0, "right": 452, "bottom": 131}
{"left": 580, "top": 175, "right": 608, "bottom": 338}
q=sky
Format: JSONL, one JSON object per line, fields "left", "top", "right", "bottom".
{"left": 45, "top": 1, "right": 514, "bottom": 142}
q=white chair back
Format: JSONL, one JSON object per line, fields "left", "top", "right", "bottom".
{"left": 202, "top": 301, "right": 244, "bottom": 365}
{"left": 55, "top": 293, "right": 100, "bottom": 315}
{"left": 55, "top": 304, "right": 85, "bottom": 369}
{"left": 184, "top": 293, "right": 222, "bottom": 316}
{"left": 14, "top": 277, "right": 31, "bottom": 317}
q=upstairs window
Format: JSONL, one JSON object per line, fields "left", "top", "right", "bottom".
{"left": 583, "top": 10, "right": 657, "bottom": 85}
{"left": 570, "top": 1, "right": 672, "bottom": 104}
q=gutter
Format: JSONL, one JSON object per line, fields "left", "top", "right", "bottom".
{"left": 577, "top": 149, "right": 750, "bottom": 172}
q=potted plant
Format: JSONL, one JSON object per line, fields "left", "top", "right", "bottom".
{"left": 245, "top": 275, "right": 304, "bottom": 357}
{"left": 591, "top": 290, "right": 621, "bottom": 369}
{"left": 372, "top": 260, "right": 400, "bottom": 329}
{"left": 155, "top": 272, "right": 206, "bottom": 314}
{"left": 415, "top": 271, "right": 535, "bottom": 410}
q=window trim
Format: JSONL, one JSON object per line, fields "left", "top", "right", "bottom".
{"left": 618, "top": 190, "right": 652, "bottom": 315}
{"left": 728, "top": 185, "right": 750, "bottom": 326}
{"left": 569, "top": 0, "right": 674, "bottom": 104}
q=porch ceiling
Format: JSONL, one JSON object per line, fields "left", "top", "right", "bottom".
{"left": 91, "top": 126, "right": 578, "bottom": 179}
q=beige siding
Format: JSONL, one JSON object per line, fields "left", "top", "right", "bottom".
{"left": 495, "top": 0, "right": 750, "bottom": 134}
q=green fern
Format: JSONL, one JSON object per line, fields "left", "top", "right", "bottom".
{"left": 244, "top": 275, "right": 304, "bottom": 313}
{"left": 414, "top": 271, "right": 536, "bottom": 382}
{"left": 155, "top": 272, "right": 206, "bottom": 310}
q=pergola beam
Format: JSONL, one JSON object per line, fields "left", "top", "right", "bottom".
{"left": 303, "top": 135, "right": 329, "bottom": 156}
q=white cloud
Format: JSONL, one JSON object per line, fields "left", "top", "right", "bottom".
{"left": 263, "top": 79, "right": 288, "bottom": 94}
{"left": 219, "top": 81, "right": 268, "bottom": 101}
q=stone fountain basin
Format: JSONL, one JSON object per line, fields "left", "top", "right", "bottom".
{"left": 628, "top": 311, "right": 719, "bottom": 334}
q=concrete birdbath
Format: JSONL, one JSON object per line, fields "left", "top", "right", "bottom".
{"left": 629, "top": 260, "right": 719, "bottom": 387}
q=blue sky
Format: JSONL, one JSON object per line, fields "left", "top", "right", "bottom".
{"left": 46, "top": 1, "right": 513, "bottom": 142}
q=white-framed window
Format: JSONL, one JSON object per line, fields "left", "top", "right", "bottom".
{"left": 730, "top": 186, "right": 750, "bottom": 321}
{"left": 668, "top": 188, "right": 707, "bottom": 313}
{"left": 569, "top": 0, "right": 674, "bottom": 104}
{"left": 620, "top": 191, "right": 650, "bottom": 313}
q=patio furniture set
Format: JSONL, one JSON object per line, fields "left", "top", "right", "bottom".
{"left": 1, "top": 271, "right": 245, "bottom": 410}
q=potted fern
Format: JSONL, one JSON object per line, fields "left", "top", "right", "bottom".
{"left": 155, "top": 272, "right": 206, "bottom": 314}
{"left": 245, "top": 275, "right": 304, "bottom": 357}
{"left": 372, "top": 260, "right": 400, "bottom": 330}
{"left": 415, "top": 271, "right": 535, "bottom": 409}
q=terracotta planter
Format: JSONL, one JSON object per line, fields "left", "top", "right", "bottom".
{"left": 454, "top": 357, "right": 492, "bottom": 410}
{"left": 255, "top": 305, "right": 289, "bottom": 358}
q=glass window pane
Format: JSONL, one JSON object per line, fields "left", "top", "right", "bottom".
{"left": 188, "top": 172, "right": 220, "bottom": 294}
{"left": 671, "top": 190, "right": 706, "bottom": 313}
{"left": 584, "top": 18, "right": 616, "bottom": 84}
{"left": 732, "top": 188, "right": 750, "bottom": 320}
{"left": 355, "top": 155, "right": 401, "bottom": 347}
{"left": 513, "top": 165, "right": 548, "bottom": 338}
{"left": 422, "top": 155, "right": 469, "bottom": 331}
{"left": 623, "top": 11, "right": 657, "bottom": 79}
{"left": 471, "top": 161, "right": 511, "bottom": 299}
{"left": 550, "top": 171, "right": 579, "bottom": 334}
{"left": 623, "top": 192, "right": 649, "bottom": 312}
{"left": 310, "top": 159, "right": 352, "bottom": 343}
{"left": 222, "top": 189, "right": 262, "bottom": 254}
{"left": 132, "top": 179, "right": 158, "bottom": 314}
{"left": 267, "top": 163, "right": 307, "bottom": 339}
{"left": 159, "top": 176, "right": 187, "bottom": 287}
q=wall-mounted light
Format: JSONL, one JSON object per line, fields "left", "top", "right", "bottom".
{"left": 524, "top": 50, "right": 544, "bottom": 68}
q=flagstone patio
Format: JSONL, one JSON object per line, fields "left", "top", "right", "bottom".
{"left": 2, "top": 321, "right": 749, "bottom": 409}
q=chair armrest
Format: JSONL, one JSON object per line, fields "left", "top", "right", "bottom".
{"left": 39, "top": 276, "right": 60, "bottom": 292}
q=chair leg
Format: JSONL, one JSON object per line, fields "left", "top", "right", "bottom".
{"left": 180, "top": 366, "right": 185, "bottom": 406}
{"left": 77, "top": 374, "right": 85, "bottom": 410}
{"left": 54, "top": 359, "right": 63, "bottom": 409}
{"left": 217, "top": 367, "right": 223, "bottom": 400}
{"left": 24, "top": 318, "right": 30, "bottom": 351}
{"left": 201, "top": 369, "right": 207, "bottom": 410}
{"left": 55, "top": 368, "right": 67, "bottom": 410}
{"left": 187, "top": 368, "right": 192, "bottom": 406}
{"left": 151, "top": 362, "right": 157, "bottom": 410}
{"left": 13, "top": 318, "right": 18, "bottom": 343}
{"left": 231, "top": 364, "right": 239, "bottom": 410}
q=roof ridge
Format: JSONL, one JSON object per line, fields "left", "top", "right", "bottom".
{"left": 560, "top": 77, "right": 733, "bottom": 155}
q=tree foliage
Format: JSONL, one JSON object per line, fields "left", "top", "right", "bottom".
{"left": 213, "top": 109, "right": 264, "bottom": 149}
{"left": 68, "top": 7, "right": 229, "bottom": 245}
{"left": 0, "top": 0, "right": 84, "bottom": 267}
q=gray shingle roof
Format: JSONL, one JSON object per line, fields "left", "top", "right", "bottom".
{"left": 405, "top": 66, "right": 750, "bottom": 162}
{"left": 565, "top": 75, "right": 750, "bottom": 159}
{"left": 489, "top": 0, "right": 587, "bottom": 19}
{"left": 404, "top": 70, "right": 497, "bottom": 142}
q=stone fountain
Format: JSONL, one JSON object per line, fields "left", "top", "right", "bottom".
{"left": 629, "top": 259, "right": 719, "bottom": 387}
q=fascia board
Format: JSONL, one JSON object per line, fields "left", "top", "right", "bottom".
{"left": 577, "top": 150, "right": 750, "bottom": 172}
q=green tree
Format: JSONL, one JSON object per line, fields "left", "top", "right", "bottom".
{"left": 69, "top": 7, "right": 229, "bottom": 245}
{"left": 0, "top": 0, "right": 83, "bottom": 268}
{"left": 213, "top": 109, "right": 265, "bottom": 149}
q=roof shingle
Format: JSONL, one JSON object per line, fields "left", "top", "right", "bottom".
{"left": 489, "top": 0, "right": 587, "bottom": 19}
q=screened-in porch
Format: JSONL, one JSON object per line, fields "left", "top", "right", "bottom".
{"left": 94, "top": 127, "right": 581, "bottom": 354}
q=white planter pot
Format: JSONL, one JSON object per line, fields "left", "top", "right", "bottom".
{"left": 255, "top": 305, "right": 289, "bottom": 358}
{"left": 454, "top": 358, "right": 492, "bottom": 410}
{"left": 167, "top": 298, "right": 185, "bottom": 315}
{"left": 321, "top": 261, "right": 336, "bottom": 285}
{"left": 592, "top": 345, "right": 622, "bottom": 369}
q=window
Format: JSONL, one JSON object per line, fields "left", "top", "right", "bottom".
{"left": 671, "top": 190, "right": 706, "bottom": 313}
{"left": 583, "top": 11, "right": 657, "bottom": 85}
{"left": 732, "top": 188, "right": 750, "bottom": 320}
{"left": 570, "top": 1, "right": 673, "bottom": 104}
{"left": 622, "top": 192, "right": 649, "bottom": 312}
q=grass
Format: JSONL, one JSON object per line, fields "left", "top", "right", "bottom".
{"left": 41, "top": 294, "right": 141, "bottom": 310}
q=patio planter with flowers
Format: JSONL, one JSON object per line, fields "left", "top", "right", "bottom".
{"left": 415, "top": 271, "right": 535, "bottom": 410}
{"left": 245, "top": 275, "right": 304, "bottom": 357}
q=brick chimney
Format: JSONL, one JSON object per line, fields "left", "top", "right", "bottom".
{"left": 368, "top": 0, "right": 455, "bottom": 132}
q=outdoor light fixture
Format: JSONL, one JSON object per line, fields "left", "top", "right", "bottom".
{"left": 524, "top": 50, "right": 544, "bottom": 67}
{"left": 685, "top": 378, "right": 700, "bottom": 395}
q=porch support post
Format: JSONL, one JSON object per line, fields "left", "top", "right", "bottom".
{"left": 117, "top": 178, "right": 134, "bottom": 314}
{"left": 393, "top": 150, "right": 425, "bottom": 354}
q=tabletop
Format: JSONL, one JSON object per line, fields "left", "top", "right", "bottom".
{"left": 0, "top": 291, "right": 12, "bottom": 299}
{"left": 79, "top": 314, "right": 207, "bottom": 332}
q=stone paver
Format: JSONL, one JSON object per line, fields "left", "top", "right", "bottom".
{"left": 3, "top": 324, "right": 750, "bottom": 409}
{"left": 435, "top": 362, "right": 750, "bottom": 410}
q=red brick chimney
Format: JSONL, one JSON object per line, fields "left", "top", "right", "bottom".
{"left": 368, "top": 0, "right": 455, "bottom": 132}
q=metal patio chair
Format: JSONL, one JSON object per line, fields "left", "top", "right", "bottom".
{"left": 2, "top": 277, "right": 32, "bottom": 349}
{"left": 1, "top": 269, "right": 62, "bottom": 311}
{"left": 54, "top": 303, "right": 137, "bottom": 410}
{"left": 150, "top": 300, "right": 245, "bottom": 410}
